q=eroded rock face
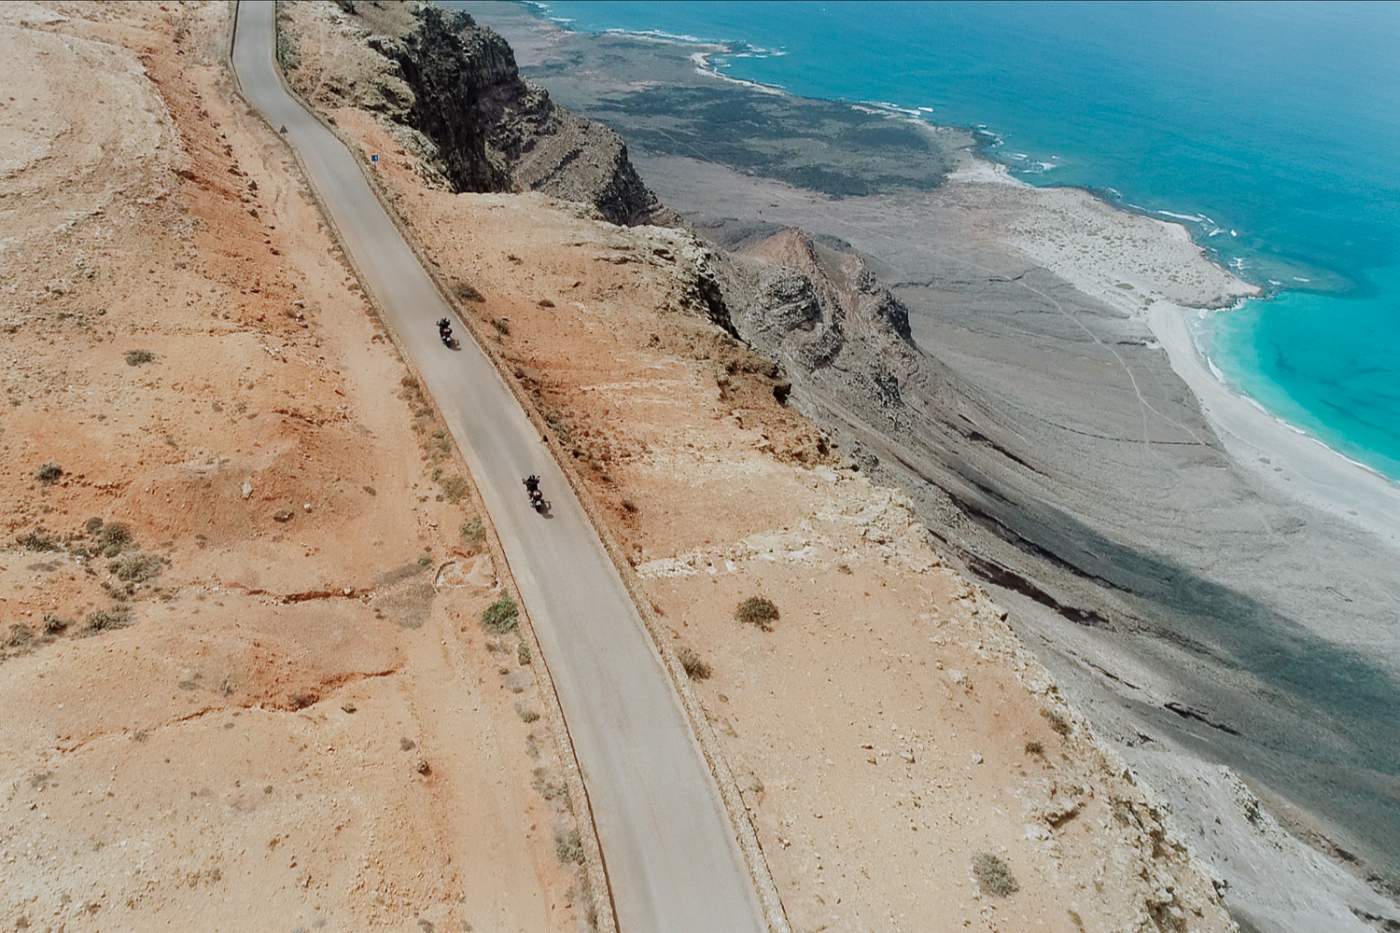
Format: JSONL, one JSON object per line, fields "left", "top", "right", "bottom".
{"left": 376, "top": 7, "right": 663, "bottom": 226}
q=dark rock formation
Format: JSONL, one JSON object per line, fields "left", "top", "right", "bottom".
{"left": 372, "top": 7, "right": 664, "bottom": 226}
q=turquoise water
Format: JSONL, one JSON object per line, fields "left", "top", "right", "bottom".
{"left": 529, "top": 0, "right": 1400, "bottom": 480}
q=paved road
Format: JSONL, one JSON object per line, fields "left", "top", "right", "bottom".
{"left": 231, "top": 4, "right": 767, "bottom": 931}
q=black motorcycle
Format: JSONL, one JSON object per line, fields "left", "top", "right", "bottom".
{"left": 437, "top": 317, "right": 456, "bottom": 349}
{"left": 523, "top": 475, "right": 550, "bottom": 515}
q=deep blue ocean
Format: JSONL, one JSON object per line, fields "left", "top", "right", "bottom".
{"left": 530, "top": 0, "right": 1400, "bottom": 481}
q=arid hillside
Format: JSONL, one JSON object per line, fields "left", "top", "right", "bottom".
{"left": 279, "top": 3, "right": 1239, "bottom": 930}
{"left": 1, "top": 3, "right": 600, "bottom": 930}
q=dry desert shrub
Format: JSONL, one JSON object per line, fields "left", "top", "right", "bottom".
{"left": 461, "top": 516, "right": 486, "bottom": 547}
{"left": 735, "top": 596, "right": 779, "bottom": 631}
{"left": 84, "top": 605, "right": 132, "bottom": 634}
{"left": 453, "top": 280, "right": 485, "bottom": 303}
{"left": 973, "top": 852, "right": 1019, "bottom": 897}
{"left": 555, "top": 828, "right": 584, "bottom": 864}
{"left": 109, "top": 551, "right": 164, "bottom": 584}
{"left": 1041, "top": 706, "right": 1073, "bottom": 737}
{"left": 438, "top": 474, "right": 470, "bottom": 503}
{"left": 677, "top": 645, "right": 711, "bottom": 680}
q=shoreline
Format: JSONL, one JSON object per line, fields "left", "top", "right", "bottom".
{"left": 1150, "top": 300, "right": 1400, "bottom": 548}
{"left": 945, "top": 151, "right": 1400, "bottom": 546}
{"left": 517, "top": 3, "right": 1400, "bottom": 523}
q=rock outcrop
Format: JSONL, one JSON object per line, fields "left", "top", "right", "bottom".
{"left": 366, "top": 7, "right": 664, "bottom": 226}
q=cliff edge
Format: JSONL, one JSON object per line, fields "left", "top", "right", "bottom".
{"left": 283, "top": 3, "right": 665, "bottom": 225}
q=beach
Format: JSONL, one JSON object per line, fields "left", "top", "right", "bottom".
{"left": 1150, "top": 303, "right": 1400, "bottom": 549}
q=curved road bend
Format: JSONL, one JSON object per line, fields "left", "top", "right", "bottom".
{"left": 231, "top": 3, "right": 767, "bottom": 931}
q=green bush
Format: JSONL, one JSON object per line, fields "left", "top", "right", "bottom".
{"left": 481, "top": 594, "right": 519, "bottom": 634}
{"left": 124, "top": 349, "right": 155, "bottom": 366}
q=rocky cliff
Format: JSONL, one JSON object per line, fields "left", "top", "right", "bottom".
{"left": 303, "top": 4, "right": 664, "bottom": 226}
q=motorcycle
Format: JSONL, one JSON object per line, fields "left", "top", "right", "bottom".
{"left": 437, "top": 317, "right": 456, "bottom": 349}
{"left": 523, "top": 475, "right": 550, "bottom": 515}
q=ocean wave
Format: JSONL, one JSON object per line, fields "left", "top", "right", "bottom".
{"left": 602, "top": 26, "right": 714, "bottom": 44}
{"left": 690, "top": 51, "right": 787, "bottom": 95}
{"left": 1157, "top": 209, "right": 1210, "bottom": 224}
{"left": 861, "top": 100, "right": 926, "bottom": 118}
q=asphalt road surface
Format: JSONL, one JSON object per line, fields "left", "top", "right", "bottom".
{"left": 231, "top": 3, "right": 767, "bottom": 930}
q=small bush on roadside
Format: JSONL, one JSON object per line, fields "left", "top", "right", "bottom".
{"left": 42, "top": 615, "right": 71, "bottom": 636}
{"left": 4, "top": 624, "right": 33, "bottom": 649}
{"left": 735, "top": 596, "right": 779, "bottom": 631}
{"left": 35, "top": 463, "right": 63, "bottom": 485}
{"left": 677, "top": 646, "right": 711, "bottom": 680}
{"left": 491, "top": 317, "right": 510, "bottom": 336}
{"left": 517, "top": 707, "right": 540, "bottom": 724}
{"left": 124, "top": 349, "right": 155, "bottom": 366}
{"left": 438, "top": 474, "right": 469, "bottom": 503}
{"left": 481, "top": 594, "right": 519, "bottom": 634}
{"left": 554, "top": 829, "right": 584, "bottom": 864}
{"left": 973, "top": 852, "right": 1019, "bottom": 897}
{"left": 454, "top": 281, "right": 485, "bottom": 303}
{"left": 1041, "top": 706, "right": 1073, "bottom": 737}
{"left": 517, "top": 641, "right": 532, "bottom": 666}
{"left": 1024, "top": 740, "right": 1044, "bottom": 756}
{"left": 461, "top": 516, "right": 486, "bottom": 547}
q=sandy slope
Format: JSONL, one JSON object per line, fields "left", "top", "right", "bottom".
{"left": 0, "top": 4, "right": 590, "bottom": 930}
